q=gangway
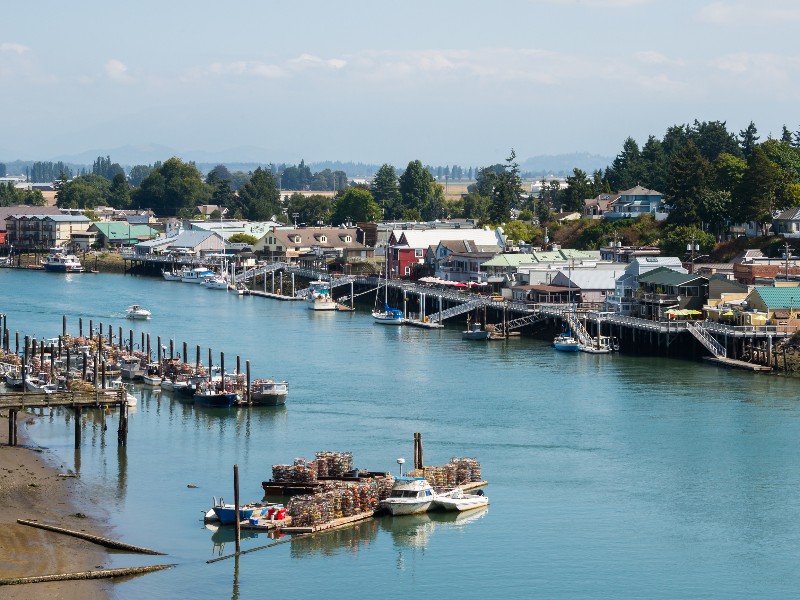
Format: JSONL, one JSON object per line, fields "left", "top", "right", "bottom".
{"left": 235, "top": 262, "right": 286, "bottom": 283}
{"left": 686, "top": 321, "right": 727, "bottom": 357}
{"left": 427, "top": 298, "right": 492, "bottom": 323}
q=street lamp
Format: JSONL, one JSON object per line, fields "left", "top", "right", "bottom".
{"left": 687, "top": 235, "right": 700, "bottom": 274}
{"left": 292, "top": 213, "right": 299, "bottom": 228}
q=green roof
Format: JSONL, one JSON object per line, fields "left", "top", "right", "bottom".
{"left": 638, "top": 267, "right": 705, "bottom": 286}
{"left": 751, "top": 286, "right": 800, "bottom": 309}
{"left": 90, "top": 223, "right": 158, "bottom": 241}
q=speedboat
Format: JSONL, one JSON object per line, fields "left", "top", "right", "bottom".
{"left": 553, "top": 332, "right": 580, "bottom": 352}
{"left": 126, "top": 304, "right": 151, "bottom": 320}
{"left": 434, "top": 487, "right": 489, "bottom": 512}
{"left": 306, "top": 281, "right": 337, "bottom": 311}
{"left": 249, "top": 379, "right": 289, "bottom": 406}
{"left": 380, "top": 477, "right": 442, "bottom": 516}
{"left": 204, "top": 275, "right": 229, "bottom": 290}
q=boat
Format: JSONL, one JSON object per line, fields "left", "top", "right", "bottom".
{"left": 553, "top": 332, "right": 580, "bottom": 352}
{"left": 194, "top": 383, "right": 237, "bottom": 407}
{"left": 160, "top": 376, "right": 189, "bottom": 393}
{"left": 434, "top": 487, "right": 489, "bottom": 512}
{"left": 119, "top": 356, "right": 145, "bottom": 380}
{"left": 109, "top": 378, "right": 137, "bottom": 406}
{"left": 372, "top": 254, "right": 404, "bottom": 324}
{"left": 249, "top": 379, "right": 289, "bottom": 406}
{"left": 306, "top": 280, "right": 337, "bottom": 311}
{"left": 579, "top": 335, "right": 615, "bottom": 354}
{"left": 162, "top": 269, "right": 182, "bottom": 281}
{"left": 204, "top": 498, "right": 281, "bottom": 525}
{"left": 181, "top": 267, "right": 216, "bottom": 284}
{"left": 380, "top": 477, "right": 443, "bottom": 515}
{"left": 41, "top": 247, "right": 84, "bottom": 273}
{"left": 141, "top": 363, "right": 163, "bottom": 386}
{"left": 462, "top": 320, "right": 490, "bottom": 341}
{"left": 4, "top": 368, "right": 23, "bottom": 388}
{"left": 203, "top": 275, "right": 229, "bottom": 290}
{"left": 126, "top": 304, "right": 151, "bottom": 320}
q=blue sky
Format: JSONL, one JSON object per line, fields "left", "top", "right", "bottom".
{"left": 2, "top": 0, "right": 799, "bottom": 166}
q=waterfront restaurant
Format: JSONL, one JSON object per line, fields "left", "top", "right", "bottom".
{"left": 634, "top": 267, "right": 709, "bottom": 321}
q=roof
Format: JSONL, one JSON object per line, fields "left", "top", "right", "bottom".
{"left": 625, "top": 256, "right": 685, "bottom": 276}
{"left": 618, "top": 185, "right": 663, "bottom": 197}
{"left": 775, "top": 207, "right": 800, "bottom": 221}
{"left": 6, "top": 213, "right": 90, "bottom": 223}
{"left": 481, "top": 249, "right": 599, "bottom": 268}
{"left": 393, "top": 228, "right": 503, "bottom": 249}
{"left": 138, "top": 230, "right": 223, "bottom": 250}
{"left": 749, "top": 287, "right": 800, "bottom": 309}
{"left": 89, "top": 222, "right": 158, "bottom": 240}
{"left": 0, "top": 205, "right": 61, "bottom": 231}
{"left": 555, "top": 269, "right": 625, "bottom": 290}
{"left": 637, "top": 267, "right": 707, "bottom": 286}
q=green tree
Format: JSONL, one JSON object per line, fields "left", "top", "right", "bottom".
{"left": 399, "top": 160, "right": 433, "bottom": 218}
{"left": 641, "top": 135, "right": 668, "bottom": 192}
{"left": 134, "top": 157, "right": 210, "bottom": 216}
{"left": 461, "top": 192, "right": 490, "bottom": 223}
{"left": 605, "top": 137, "right": 644, "bottom": 190}
{"left": 280, "top": 160, "right": 313, "bottom": 190}
{"left": 370, "top": 163, "right": 401, "bottom": 219}
{"left": 689, "top": 120, "right": 741, "bottom": 162}
{"left": 0, "top": 182, "right": 19, "bottom": 206}
{"left": 285, "top": 192, "right": 332, "bottom": 226}
{"left": 423, "top": 182, "right": 446, "bottom": 221}
{"left": 759, "top": 138, "right": 800, "bottom": 183}
{"left": 666, "top": 141, "right": 709, "bottom": 227}
{"left": 502, "top": 219, "right": 536, "bottom": 244}
{"left": 658, "top": 225, "right": 715, "bottom": 258}
{"left": 712, "top": 153, "right": 747, "bottom": 192}
{"left": 56, "top": 174, "right": 111, "bottom": 209}
{"left": 697, "top": 189, "right": 731, "bottom": 239}
{"left": 486, "top": 150, "right": 523, "bottom": 224}
{"left": 331, "top": 187, "right": 381, "bottom": 224}
{"left": 560, "top": 168, "right": 592, "bottom": 212}
{"left": 92, "top": 155, "right": 125, "bottom": 180}
{"left": 733, "top": 145, "right": 788, "bottom": 233}
{"left": 128, "top": 164, "right": 154, "bottom": 187}
{"left": 107, "top": 173, "right": 131, "bottom": 209}
{"left": 238, "top": 167, "right": 281, "bottom": 221}
{"left": 228, "top": 233, "right": 258, "bottom": 245}
{"left": 738, "top": 121, "right": 759, "bottom": 157}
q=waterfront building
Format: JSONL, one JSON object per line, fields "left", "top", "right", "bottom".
{"left": 88, "top": 222, "right": 159, "bottom": 249}
{"left": 4, "top": 213, "right": 91, "bottom": 250}
{"left": 635, "top": 267, "right": 709, "bottom": 320}
{"left": 606, "top": 257, "right": 686, "bottom": 315}
{"left": 743, "top": 287, "right": 800, "bottom": 331}
{"left": 255, "top": 227, "right": 364, "bottom": 263}
{"left": 134, "top": 229, "right": 227, "bottom": 257}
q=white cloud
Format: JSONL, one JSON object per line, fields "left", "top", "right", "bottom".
{"left": 0, "top": 42, "right": 29, "bottom": 55}
{"left": 634, "top": 51, "right": 684, "bottom": 67}
{"left": 286, "top": 53, "right": 347, "bottom": 70}
{"left": 105, "top": 59, "right": 133, "bottom": 83}
{"left": 697, "top": 1, "right": 800, "bottom": 26}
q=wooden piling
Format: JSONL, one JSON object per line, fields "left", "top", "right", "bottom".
{"left": 82, "top": 351, "right": 87, "bottom": 383}
{"left": 74, "top": 406, "right": 81, "bottom": 449}
{"left": 183, "top": 342, "right": 187, "bottom": 363}
{"left": 93, "top": 355, "right": 98, "bottom": 387}
{"left": 157, "top": 336, "right": 161, "bottom": 361}
{"left": 169, "top": 339, "right": 174, "bottom": 360}
{"left": 15, "top": 519, "right": 165, "bottom": 554}
{"left": 196, "top": 345, "right": 200, "bottom": 372}
{"left": 118, "top": 327, "right": 122, "bottom": 351}
{"left": 146, "top": 334, "right": 151, "bottom": 361}
{"left": 89, "top": 320, "right": 93, "bottom": 341}
{"left": 62, "top": 314, "right": 67, "bottom": 337}
{"left": 79, "top": 317, "right": 83, "bottom": 338}
{"left": 234, "top": 464, "right": 241, "bottom": 554}
{"left": 0, "top": 564, "right": 175, "bottom": 586}
{"left": 8, "top": 409, "right": 17, "bottom": 446}
{"left": 118, "top": 400, "right": 128, "bottom": 446}
{"left": 220, "top": 352, "right": 225, "bottom": 391}
{"left": 208, "top": 348, "right": 212, "bottom": 376}
{"left": 246, "top": 360, "right": 251, "bottom": 404}
{"left": 129, "top": 329, "right": 133, "bottom": 355}
{"left": 101, "top": 362, "right": 106, "bottom": 389}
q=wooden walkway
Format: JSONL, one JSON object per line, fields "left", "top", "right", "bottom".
{"left": 703, "top": 357, "right": 773, "bottom": 372}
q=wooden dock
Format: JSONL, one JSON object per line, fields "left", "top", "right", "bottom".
{"left": 247, "top": 290, "right": 302, "bottom": 301}
{"left": 703, "top": 357, "right": 773, "bottom": 372}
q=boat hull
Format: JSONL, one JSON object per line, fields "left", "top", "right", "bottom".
{"left": 212, "top": 505, "right": 263, "bottom": 525}
{"left": 434, "top": 495, "right": 489, "bottom": 512}
{"left": 381, "top": 499, "right": 435, "bottom": 515}
{"left": 194, "top": 391, "right": 237, "bottom": 407}
{"left": 372, "top": 312, "right": 404, "bottom": 325}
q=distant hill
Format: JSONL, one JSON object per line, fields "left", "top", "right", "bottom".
{"left": 520, "top": 153, "right": 613, "bottom": 177}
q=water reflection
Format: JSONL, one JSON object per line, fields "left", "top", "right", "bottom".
{"left": 204, "top": 522, "right": 260, "bottom": 558}
{"left": 290, "top": 519, "right": 379, "bottom": 559}
{"left": 379, "top": 508, "right": 489, "bottom": 548}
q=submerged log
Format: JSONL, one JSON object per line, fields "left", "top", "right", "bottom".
{"left": 0, "top": 564, "right": 175, "bottom": 586}
{"left": 16, "top": 519, "right": 165, "bottom": 555}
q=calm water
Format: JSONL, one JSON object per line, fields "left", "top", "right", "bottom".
{"left": 2, "top": 269, "right": 800, "bottom": 599}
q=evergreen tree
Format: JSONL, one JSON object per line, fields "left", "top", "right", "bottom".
{"left": 398, "top": 160, "right": 433, "bottom": 218}
{"left": 733, "top": 145, "right": 786, "bottom": 233}
{"left": 370, "top": 163, "right": 401, "bottom": 220}
{"left": 107, "top": 173, "right": 131, "bottom": 209}
{"left": 665, "top": 141, "right": 709, "bottom": 227}
{"left": 641, "top": 135, "right": 668, "bottom": 192}
{"left": 560, "top": 168, "right": 592, "bottom": 212}
{"left": 0, "top": 163, "right": 6, "bottom": 177}
{"left": 689, "top": 120, "right": 741, "bottom": 161}
{"left": 487, "top": 150, "right": 523, "bottom": 224}
{"left": 605, "top": 137, "right": 644, "bottom": 191}
{"left": 738, "top": 121, "right": 759, "bottom": 157}
{"left": 782, "top": 125, "right": 794, "bottom": 144}
{"left": 134, "top": 157, "right": 210, "bottom": 216}
{"left": 239, "top": 167, "right": 281, "bottom": 221}
{"left": 331, "top": 188, "right": 381, "bottom": 224}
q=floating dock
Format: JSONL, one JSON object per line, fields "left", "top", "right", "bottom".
{"left": 703, "top": 357, "right": 773, "bottom": 371}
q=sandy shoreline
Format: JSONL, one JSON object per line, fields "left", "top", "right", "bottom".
{"left": 0, "top": 411, "right": 110, "bottom": 600}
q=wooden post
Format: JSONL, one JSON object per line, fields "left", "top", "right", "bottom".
{"left": 157, "top": 337, "right": 161, "bottom": 362}
{"left": 170, "top": 339, "right": 174, "bottom": 360}
{"left": 234, "top": 464, "right": 241, "bottom": 554}
{"left": 49, "top": 344, "right": 55, "bottom": 380}
{"left": 183, "top": 342, "right": 187, "bottom": 364}
{"left": 118, "top": 401, "right": 128, "bottom": 446}
{"left": 15, "top": 331, "right": 19, "bottom": 356}
{"left": 208, "top": 348, "right": 213, "bottom": 378}
{"left": 146, "top": 334, "right": 151, "bottom": 362}
{"left": 220, "top": 352, "right": 225, "bottom": 391}
{"left": 82, "top": 351, "right": 87, "bottom": 383}
{"left": 93, "top": 354, "right": 99, "bottom": 387}
{"left": 108, "top": 323, "right": 113, "bottom": 346}
{"left": 196, "top": 345, "right": 200, "bottom": 373}
{"left": 101, "top": 361, "right": 107, "bottom": 389}
{"left": 74, "top": 407, "right": 81, "bottom": 449}
{"left": 118, "top": 327, "right": 122, "bottom": 350}
{"left": 141, "top": 332, "right": 145, "bottom": 353}
{"left": 129, "top": 330, "right": 133, "bottom": 355}
{"left": 236, "top": 355, "right": 240, "bottom": 378}
{"left": 63, "top": 315, "right": 67, "bottom": 337}
{"left": 79, "top": 318, "right": 83, "bottom": 338}
{"left": 246, "top": 360, "right": 251, "bottom": 404}
{"left": 8, "top": 409, "right": 17, "bottom": 446}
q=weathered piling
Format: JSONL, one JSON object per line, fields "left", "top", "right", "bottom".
{"left": 246, "top": 360, "right": 251, "bottom": 404}
{"left": 0, "top": 564, "right": 175, "bottom": 586}
{"left": 234, "top": 464, "right": 241, "bottom": 554}
{"left": 74, "top": 406, "right": 81, "bottom": 449}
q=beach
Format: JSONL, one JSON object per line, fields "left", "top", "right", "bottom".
{"left": 0, "top": 412, "right": 109, "bottom": 600}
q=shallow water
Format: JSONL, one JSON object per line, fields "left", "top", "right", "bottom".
{"left": 3, "top": 269, "right": 800, "bottom": 599}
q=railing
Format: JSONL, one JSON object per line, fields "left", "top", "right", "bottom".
{"left": 686, "top": 321, "right": 727, "bottom": 357}
{"left": 234, "top": 262, "right": 287, "bottom": 283}
{"left": 427, "top": 298, "right": 492, "bottom": 323}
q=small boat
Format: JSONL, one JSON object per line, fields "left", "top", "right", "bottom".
{"left": 372, "top": 256, "right": 404, "bottom": 324}
{"left": 181, "top": 267, "right": 216, "bottom": 284}
{"left": 194, "top": 383, "right": 237, "bottom": 407}
{"left": 380, "top": 477, "right": 441, "bottom": 516}
{"left": 204, "top": 275, "right": 229, "bottom": 290}
{"left": 249, "top": 379, "right": 289, "bottom": 406}
{"left": 162, "top": 269, "right": 182, "bottom": 281}
{"left": 204, "top": 498, "right": 281, "bottom": 525}
{"left": 462, "top": 322, "right": 490, "bottom": 341}
{"left": 4, "top": 368, "right": 23, "bottom": 388}
{"left": 126, "top": 304, "right": 151, "bottom": 320}
{"left": 434, "top": 488, "right": 489, "bottom": 512}
{"left": 142, "top": 363, "right": 163, "bottom": 386}
{"left": 553, "top": 332, "right": 580, "bottom": 352}
{"left": 41, "top": 247, "right": 84, "bottom": 273}
{"left": 160, "top": 376, "right": 189, "bottom": 393}
{"left": 579, "top": 335, "right": 616, "bottom": 354}
{"left": 120, "top": 356, "right": 145, "bottom": 380}
{"left": 306, "top": 280, "right": 337, "bottom": 311}
{"left": 109, "top": 378, "right": 138, "bottom": 406}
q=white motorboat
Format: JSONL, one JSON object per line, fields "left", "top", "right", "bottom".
{"left": 4, "top": 368, "right": 23, "bottom": 388}
{"left": 162, "top": 269, "right": 182, "bottom": 281}
{"left": 120, "top": 356, "right": 145, "bottom": 379}
{"left": 381, "top": 477, "right": 443, "bottom": 515}
{"left": 42, "top": 247, "right": 84, "bottom": 273}
{"left": 109, "top": 378, "right": 137, "bottom": 406}
{"left": 126, "top": 304, "right": 151, "bottom": 320}
{"left": 141, "top": 363, "right": 163, "bottom": 386}
{"left": 181, "top": 267, "right": 215, "bottom": 284}
{"left": 434, "top": 487, "right": 489, "bottom": 512}
{"left": 306, "top": 280, "right": 337, "bottom": 310}
{"left": 553, "top": 332, "right": 580, "bottom": 352}
{"left": 204, "top": 275, "right": 229, "bottom": 290}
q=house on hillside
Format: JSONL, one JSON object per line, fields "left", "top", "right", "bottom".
{"left": 583, "top": 193, "right": 619, "bottom": 218}
{"left": 604, "top": 185, "right": 667, "bottom": 221}
{"left": 4, "top": 214, "right": 91, "bottom": 250}
{"left": 772, "top": 207, "right": 800, "bottom": 237}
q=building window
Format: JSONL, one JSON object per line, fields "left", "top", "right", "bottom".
{"left": 405, "top": 266, "right": 411, "bottom": 275}
{"left": 415, "top": 249, "right": 423, "bottom": 257}
{"left": 320, "top": 235, "right": 327, "bottom": 243}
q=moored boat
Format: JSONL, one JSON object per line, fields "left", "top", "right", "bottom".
{"left": 120, "top": 356, "right": 145, "bottom": 380}
{"left": 41, "top": 247, "right": 84, "bottom": 273}
{"left": 380, "top": 477, "right": 441, "bottom": 515}
{"left": 162, "top": 269, "right": 182, "bottom": 281}
{"left": 204, "top": 275, "right": 229, "bottom": 290}
{"left": 553, "top": 332, "right": 580, "bottom": 352}
{"left": 205, "top": 498, "right": 282, "bottom": 525}
{"left": 4, "top": 368, "right": 23, "bottom": 388}
{"left": 142, "top": 363, "right": 163, "bottom": 386}
{"left": 194, "top": 383, "right": 237, "bottom": 407}
{"left": 181, "top": 267, "right": 216, "bottom": 284}
{"left": 462, "top": 322, "right": 490, "bottom": 341}
{"left": 250, "top": 379, "right": 288, "bottom": 406}
{"left": 306, "top": 280, "right": 337, "bottom": 311}
{"left": 434, "top": 488, "right": 489, "bottom": 512}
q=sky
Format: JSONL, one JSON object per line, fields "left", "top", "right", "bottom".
{"left": 2, "top": 0, "right": 800, "bottom": 168}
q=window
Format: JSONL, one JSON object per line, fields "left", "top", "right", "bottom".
{"left": 405, "top": 266, "right": 411, "bottom": 275}
{"left": 320, "top": 235, "right": 327, "bottom": 243}
{"left": 345, "top": 235, "right": 351, "bottom": 242}
{"left": 415, "top": 249, "right": 423, "bottom": 257}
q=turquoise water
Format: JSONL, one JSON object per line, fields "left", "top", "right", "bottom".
{"left": 3, "top": 269, "right": 800, "bottom": 599}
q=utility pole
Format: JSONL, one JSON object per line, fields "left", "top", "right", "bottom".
{"left": 687, "top": 234, "right": 699, "bottom": 274}
{"left": 784, "top": 241, "right": 791, "bottom": 281}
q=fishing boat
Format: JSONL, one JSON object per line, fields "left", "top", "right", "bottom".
{"left": 306, "top": 280, "right": 337, "bottom": 311}
{"left": 181, "top": 267, "right": 216, "bottom": 284}
{"left": 579, "top": 336, "right": 615, "bottom": 354}
{"left": 4, "top": 367, "right": 23, "bottom": 388}
{"left": 194, "top": 383, "right": 237, "bottom": 407}
{"left": 249, "top": 379, "right": 289, "bottom": 406}
{"left": 41, "top": 247, "right": 84, "bottom": 273}
{"left": 462, "top": 320, "right": 490, "bottom": 341}
{"left": 553, "top": 332, "right": 580, "bottom": 352}
{"left": 126, "top": 304, "right": 151, "bottom": 320}
{"left": 381, "top": 477, "right": 444, "bottom": 515}
{"left": 120, "top": 356, "right": 145, "bottom": 380}
{"left": 160, "top": 375, "right": 189, "bottom": 393}
{"left": 109, "top": 378, "right": 138, "bottom": 406}
{"left": 372, "top": 256, "right": 404, "bottom": 324}
{"left": 142, "top": 363, "right": 163, "bottom": 386}
{"left": 203, "top": 275, "right": 229, "bottom": 290}
{"left": 434, "top": 488, "right": 489, "bottom": 512}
